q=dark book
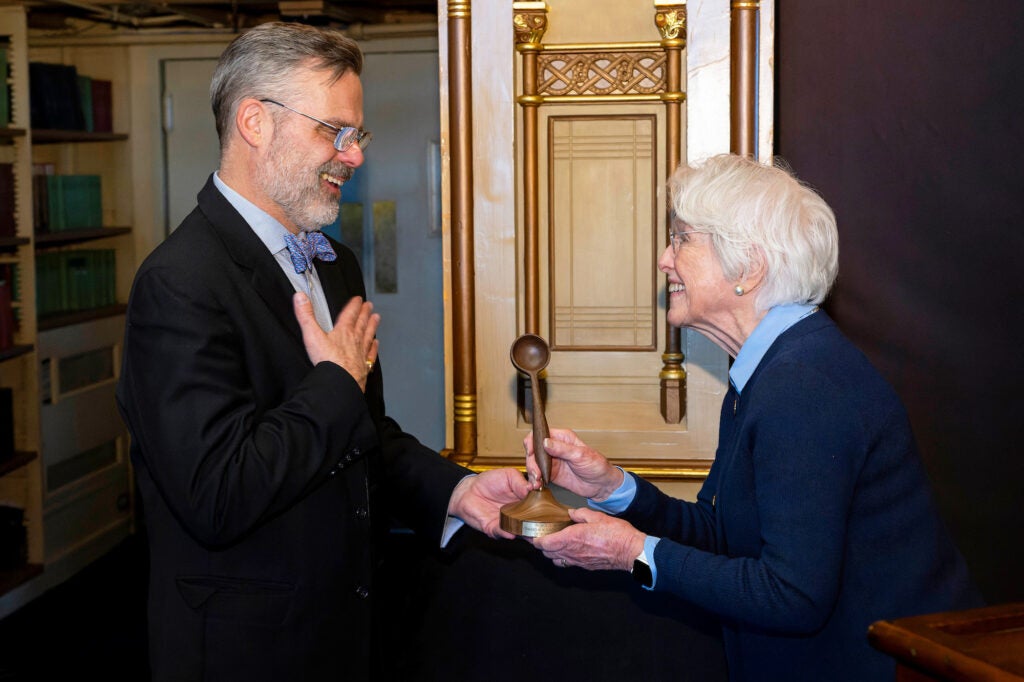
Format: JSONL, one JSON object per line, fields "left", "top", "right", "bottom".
{"left": 32, "top": 163, "right": 54, "bottom": 233}
{"left": 90, "top": 79, "right": 112, "bottom": 133}
{"left": 0, "top": 264, "right": 15, "bottom": 350}
{"left": 0, "top": 163, "right": 15, "bottom": 237}
{"left": 29, "top": 61, "right": 86, "bottom": 131}
{"left": 0, "top": 43, "right": 10, "bottom": 128}
{"left": 0, "top": 388, "right": 14, "bottom": 464}
{"left": 0, "top": 504, "right": 27, "bottom": 571}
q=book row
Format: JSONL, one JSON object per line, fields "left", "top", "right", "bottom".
{"left": 29, "top": 61, "right": 112, "bottom": 132}
{"left": 36, "top": 249, "right": 116, "bottom": 318}
{"left": 33, "top": 168, "right": 102, "bottom": 233}
{"left": 1, "top": 165, "right": 105, "bottom": 236}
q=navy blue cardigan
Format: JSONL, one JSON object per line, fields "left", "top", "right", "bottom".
{"left": 621, "top": 311, "right": 980, "bottom": 681}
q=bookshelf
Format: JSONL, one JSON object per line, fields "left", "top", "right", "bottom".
{"left": 0, "top": 4, "right": 45, "bottom": 613}
{"left": 0, "top": 5, "right": 135, "bottom": 617}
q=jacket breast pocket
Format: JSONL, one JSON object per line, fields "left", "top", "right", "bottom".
{"left": 176, "top": 574, "right": 296, "bottom": 626}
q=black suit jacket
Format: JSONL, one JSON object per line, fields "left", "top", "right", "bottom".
{"left": 116, "top": 176, "right": 468, "bottom": 682}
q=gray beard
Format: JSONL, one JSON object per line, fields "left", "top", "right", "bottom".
{"left": 256, "top": 139, "right": 349, "bottom": 230}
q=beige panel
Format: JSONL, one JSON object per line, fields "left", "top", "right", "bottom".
{"left": 549, "top": 116, "right": 656, "bottom": 350}
{"left": 542, "top": 0, "right": 661, "bottom": 45}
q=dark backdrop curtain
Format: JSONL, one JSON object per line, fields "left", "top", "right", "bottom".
{"left": 775, "top": 0, "right": 1024, "bottom": 602}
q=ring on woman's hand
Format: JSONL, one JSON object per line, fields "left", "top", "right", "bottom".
{"left": 365, "top": 359, "right": 374, "bottom": 371}
{"left": 559, "top": 558, "right": 566, "bottom": 568}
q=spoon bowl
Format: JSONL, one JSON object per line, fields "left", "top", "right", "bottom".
{"left": 511, "top": 334, "right": 550, "bottom": 375}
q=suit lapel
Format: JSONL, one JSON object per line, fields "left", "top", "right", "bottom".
{"left": 196, "top": 177, "right": 304, "bottom": 344}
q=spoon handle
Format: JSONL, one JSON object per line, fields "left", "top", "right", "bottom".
{"left": 530, "top": 370, "right": 551, "bottom": 485}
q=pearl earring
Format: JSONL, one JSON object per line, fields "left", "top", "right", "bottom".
{"left": 734, "top": 285, "right": 745, "bottom": 296}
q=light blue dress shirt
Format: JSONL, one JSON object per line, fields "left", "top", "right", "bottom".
{"left": 212, "top": 173, "right": 334, "bottom": 331}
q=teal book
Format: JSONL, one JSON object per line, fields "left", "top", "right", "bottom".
{"left": 61, "top": 175, "right": 102, "bottom": 230}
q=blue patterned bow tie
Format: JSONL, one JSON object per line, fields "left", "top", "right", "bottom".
{"left": 284, "top": 231, "right": 337, "bottom": 274}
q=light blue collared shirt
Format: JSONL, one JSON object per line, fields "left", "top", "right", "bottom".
{"left": 212, "top": 172, "right": 334, "bottom": 331}
{"left": 590, "top": 303, "right": 819, "bottom": 588}
{"left": 729, "top": 303, "right": 818, "bottom": 394}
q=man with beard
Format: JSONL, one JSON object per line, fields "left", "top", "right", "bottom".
{"left": 115, "top": 22, "right": 531, "bottom": 682}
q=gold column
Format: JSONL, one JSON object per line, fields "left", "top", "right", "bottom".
{"left": 656, "top": 2, "right": 687, "bottom": 423}
{"left": 730, "top": 0, "right": 759, "bottom": 157}
{"left": 448, "top": 0, "right": 477, "bottom": 460}
{"left": 513, "top": 2, "right": 549, "bottom": 334}
{"left": 513, "top": 2, "right": 549, "bottom": 427}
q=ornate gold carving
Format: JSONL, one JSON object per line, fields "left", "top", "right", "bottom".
{"left": 513, "top": 2, "right": 548, "bottom": 45}
{"left": 538, "top": 50, "right": 666, "bottom": 97}
{"left": 655, "top": 8, "right": 687, "bottom": 41}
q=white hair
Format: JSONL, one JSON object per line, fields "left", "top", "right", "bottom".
{"left": 669, "top": 154, "right": 839, "bottom": 311}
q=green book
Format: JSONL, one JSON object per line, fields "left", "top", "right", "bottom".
{"left": 35, "top": 253, "right": 53, "bottom": 316}
{"left": 104, "top": 249, "right": 115, "bottom": 306}
{"left": 77, "top": 75, "right": 93, "bottom": 132}
{"left": 46, "top": 176, "right": 65, "bottom": 232}
{"left": 86, "top": 176, "right": 103, "bottom": 228}
{"left": 65, "top": 252, "right": 87, "bottom": 311}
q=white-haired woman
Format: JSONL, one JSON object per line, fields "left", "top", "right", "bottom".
{"left": 528, "top": 154, "right": 980, "bottom": 681}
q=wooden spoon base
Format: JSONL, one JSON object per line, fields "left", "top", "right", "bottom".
{"left": 500, "top": 488, "right": 573, "bottom": 537}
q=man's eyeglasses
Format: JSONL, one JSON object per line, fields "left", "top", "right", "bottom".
{"left": 260, "top": 99, "right": 372, "bottom": 153}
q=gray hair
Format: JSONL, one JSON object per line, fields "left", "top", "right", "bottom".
{"left": 210, "top": 22, "right": 363, "bottom": 148}
{"left": 669, "top": 154, "right": 839, "bottom": 311}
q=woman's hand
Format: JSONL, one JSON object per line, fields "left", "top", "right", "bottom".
{"left": 524, "top": 427, "right": 624, "bottom": 501}
{"left": 531, "top": 507, "right": 646, "bottom": 572}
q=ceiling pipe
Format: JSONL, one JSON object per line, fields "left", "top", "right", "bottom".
{"left": 43, "top": 0, "right": 222, "bottom": 28}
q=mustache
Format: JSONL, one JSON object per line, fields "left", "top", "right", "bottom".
{"left": 320, "top": 164, "right": 354, "bottom": 182}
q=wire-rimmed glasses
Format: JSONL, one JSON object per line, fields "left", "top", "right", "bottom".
{"left": 260, "top": 98, "right": 372, "bottom": 153}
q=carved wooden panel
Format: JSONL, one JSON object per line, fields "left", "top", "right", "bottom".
{"left": 549, "top": 115, "right": 657, "bottom": 350}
